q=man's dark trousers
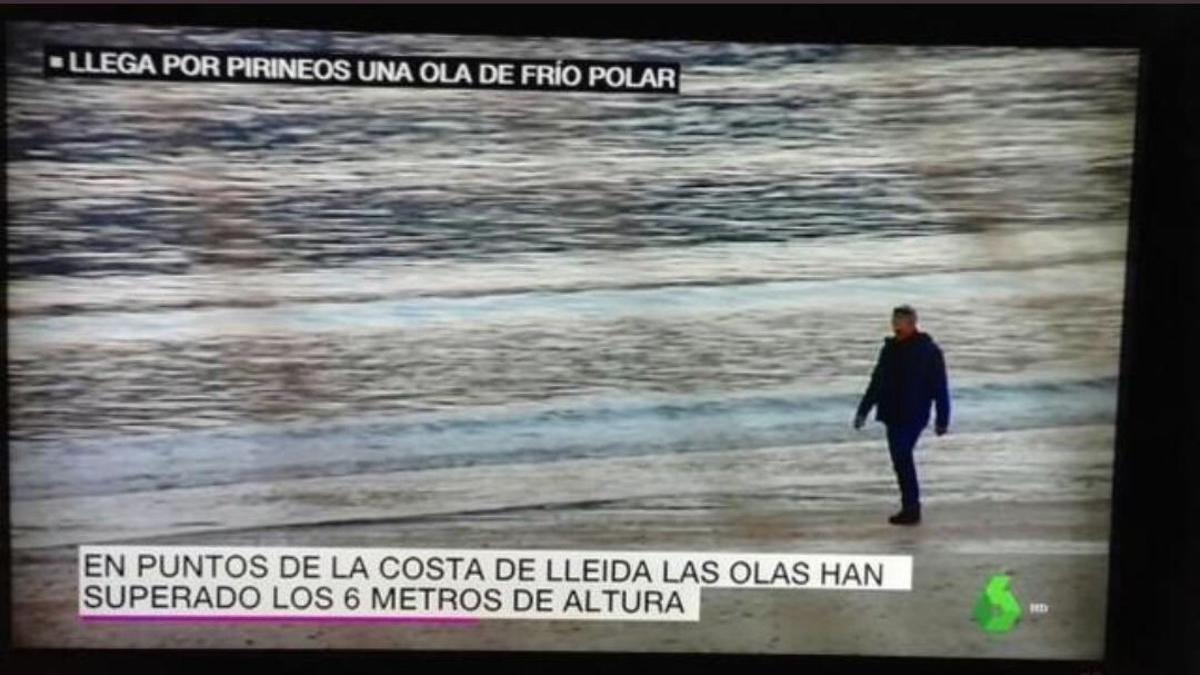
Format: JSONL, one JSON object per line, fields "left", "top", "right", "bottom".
{"left": 886, "top": 423, "right": 924, "bottom": 511}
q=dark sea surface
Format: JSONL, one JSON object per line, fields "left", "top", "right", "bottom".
{"left": 6, "top": 23, "right": 1137, "bottom": 502}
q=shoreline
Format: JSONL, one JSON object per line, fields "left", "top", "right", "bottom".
{"left": 12, "top": 424, "right": 1113, "bottom": 657}
{"left": 12, "top": 425, "right": 1113, "bottom": 550}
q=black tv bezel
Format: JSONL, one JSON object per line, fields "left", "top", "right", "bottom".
{"left": 1, "top": 5, "right": 1197, "bottom": 675}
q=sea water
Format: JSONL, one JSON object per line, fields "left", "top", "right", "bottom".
{"left": 5, "top": 25, "right": 1137, "bottom": 512}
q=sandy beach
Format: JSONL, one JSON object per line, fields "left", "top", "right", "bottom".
{"left": 13, "top": 425, "right": 1112, "bottom": 658}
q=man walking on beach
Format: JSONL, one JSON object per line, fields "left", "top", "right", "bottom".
{"left": 854, "top": 305, "right": 951, "bottom": 526}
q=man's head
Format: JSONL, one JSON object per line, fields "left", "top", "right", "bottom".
{"left": 891, "top": 304, "right": 918, "bottom": 340}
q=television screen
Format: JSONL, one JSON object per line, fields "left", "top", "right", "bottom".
{"left": 6, "top": 20, "right": 1138, "bottom": 660}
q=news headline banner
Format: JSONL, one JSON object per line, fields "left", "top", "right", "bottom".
{"left": 80, "top": 546, "right": 912, "bottom": 623}
{"left": 43, "top": 45, "right": 680, "bottom": 94}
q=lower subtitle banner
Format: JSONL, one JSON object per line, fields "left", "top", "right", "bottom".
{"left": 79, "top": 545, "right": 913, "bottom": 623}
{"left": 43, "top": 45, "right": 681, "bottom": 94}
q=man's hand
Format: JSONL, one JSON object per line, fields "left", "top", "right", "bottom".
{"left": 853, "top": 413, "right": 866, "bottom": 430}
{"left": 935, "top": 425, "right": 948, "bottom": 436}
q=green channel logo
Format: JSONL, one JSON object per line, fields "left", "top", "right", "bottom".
{"left": 973, "top": 574, "right": 1022, "bottom": 634}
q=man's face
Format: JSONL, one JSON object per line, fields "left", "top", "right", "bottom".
{"left": 892, "top": 314, "right": 916, "bottom": 339}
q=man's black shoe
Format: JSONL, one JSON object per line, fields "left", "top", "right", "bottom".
{"left": 888, "top": 509, "right": 921, "bottom": 526}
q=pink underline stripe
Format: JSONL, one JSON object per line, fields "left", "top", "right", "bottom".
{"left": 80, "top": 614, "right": 480, "bottom": 626}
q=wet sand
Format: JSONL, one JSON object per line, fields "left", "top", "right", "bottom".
{"left": 11, "top": 425, "right": 1112, "bottom": 549}
{"left": 12, "top": 426, "right": 1112, "bottom": 658}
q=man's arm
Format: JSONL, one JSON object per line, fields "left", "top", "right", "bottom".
{"left": 855, "top": 346, "right": 884, "bottom": 427}
{"left": 932, "top": 344, "right": 951, "bottom": 433}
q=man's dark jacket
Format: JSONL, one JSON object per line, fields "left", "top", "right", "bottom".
{"left": 856, "top": 332, "right": 950, "bottom": 430}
